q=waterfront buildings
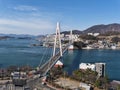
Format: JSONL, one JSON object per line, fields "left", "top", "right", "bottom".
{"left": 79, "top": 63, "right": 106, "bottom": 77}
{"left": 95, "top": 63, "right": 106, "bottom": 77}
{"left": 79, "top": 63, "right": 95, "bottom": 71}
{"left": 68, "top": 45, "right": 74, "bottom": 50}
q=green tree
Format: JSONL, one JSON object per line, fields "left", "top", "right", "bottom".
{"left": 94, "top": 80, "right": 101, "bottom": 87}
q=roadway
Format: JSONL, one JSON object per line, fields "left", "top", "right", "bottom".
{"left": 39, "top": 45, "right": 68, "bottom": 76}
{"left": 23, "top": 76, "right": 55, "bottom": 90}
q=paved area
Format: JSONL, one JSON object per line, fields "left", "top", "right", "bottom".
{"left": 55, "top": 77, "right": 80, "bottom": 89}
{"left": 0, "top": 84, "right": 25, "bottom": 90}
{"left": 0, "top": 76, "right": 56, "bottom": 90}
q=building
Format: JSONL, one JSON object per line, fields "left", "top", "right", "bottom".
{"left": 65, "top": 34, "right": 79, "bottom": 42}
{"left": 79, "top": 63, "right": 106, "bottom": 77}
{"left": 11, "top": 72, "right": 27, "bottom": 86}
{"left": 68, "top": 45, "right": 74, "bottom": 50}
{"left": 88, "top": 33, "right": 100, "bottom": 36}
{"left": 79, "top": 63, "right": 95, "bottom": 71}
{"left": 95, "top": 63, "right": 105, "bottom": 77}
{"left": 80, "top": 82, "right": 91, "bottom": 90}
{"left": 54, "top": 60, "right": 63, "bottom": 68}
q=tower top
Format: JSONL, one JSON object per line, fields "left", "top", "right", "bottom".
{"left": 56, "top": 22, "right": 60, "bottom": 30}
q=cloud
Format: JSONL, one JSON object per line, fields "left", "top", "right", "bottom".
{"left": 13, "top": 5, "right": 38, "bottom": 11}
{"left": 0, "top": 18, "right": 55, "bottom": 35}
{"left": 0, "top": 5, "right": 63, "bottom": 35}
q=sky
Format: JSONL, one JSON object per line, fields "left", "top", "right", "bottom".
{"left": 0, "top": 0, "right": 120, "bottom": 35}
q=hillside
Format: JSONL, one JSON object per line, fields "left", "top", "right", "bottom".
{"left": 61, "top": 30, "right": 83, "bottom": 35}
{"left": 84, "top": 23, "right": 120, "bottom": 34}
{"left": 61, "top": 23, "right": 120, "bottom": 35}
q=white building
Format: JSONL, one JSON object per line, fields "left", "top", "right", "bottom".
{"left": 54, "top": 60, "right": 63, "bottom": 68}
{"left": 79, "top": 63, "right": 106, "bottom": 77}
{"left": 88, "top": 33, "right": 93, "bottom": 36}
{"left": 79, "top": 63, "right": 95, "bottom": 71}
{"left": 88, "top": 33, "right": 100, "bottom": 36}
{"left": 94, "top": 33, "right": 100, "bottom": 36}
{"left": 86, "top": 45, "right": 93, "bottom": 49}
{"left": 65, "top": 34, "right": 79, "bottom": 42}
{"left": 80, "top": 82, "right": 91, "bottom": 90}
{"left": 11, "top": 72, "right": 27, "bottom": 79}
{"left": 68, "top": 45, "right": 74, "bottom": 50}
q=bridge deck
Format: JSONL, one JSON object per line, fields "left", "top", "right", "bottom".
{"left": 39, "top": 45, "right": 68, "bottom": 76}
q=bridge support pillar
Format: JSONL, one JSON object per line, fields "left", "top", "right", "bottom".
{"left": 53, "top": 22, "right": 63, "bottom": 57}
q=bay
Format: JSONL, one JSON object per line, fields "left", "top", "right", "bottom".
{"left": 0, "top": 39, "right": 120, "bottom": 80}
{"left": 63, "top": 49, "right": 120, "bottom": 80}
{"left": 0, "top": 39, "right": 52, "bottom": 68}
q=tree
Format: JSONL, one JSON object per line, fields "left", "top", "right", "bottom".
{"left": 73, "top": 41, "right": 86, "bottom": 49}
{"left": 94, "top": 80, "right": 101, "bottom": 87}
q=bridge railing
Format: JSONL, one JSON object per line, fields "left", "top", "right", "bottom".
{"left": 39, "top": 44, "right": 71, "bottom": 76}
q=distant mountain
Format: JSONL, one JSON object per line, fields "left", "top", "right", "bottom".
{"left": 61, "top": 23, "right": 120, "bottom": 35}
{"left": 84, "top": 23, "right": 120, "bottom": 34}
{"left": 1, "top": 23, "right": 120, "bottom": 37}
{"left": 0, "top": 36, "right": 14, "bottom": 40}
{"left": 0, "top": 34, "right": 35, "bottom": 38}
{"left": 61, "top": 30, "right": 83, "bottom": 35}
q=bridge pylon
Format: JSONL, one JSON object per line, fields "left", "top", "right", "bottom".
{"left": 69, "top": 30, "right": 73, "bottom": 44}
{"left": 53, "top": 22, "right": 63, "bottom": 57}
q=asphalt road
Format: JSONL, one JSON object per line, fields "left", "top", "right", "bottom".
{"left": 27, "top": 77, "right": 55, "bottom": 90}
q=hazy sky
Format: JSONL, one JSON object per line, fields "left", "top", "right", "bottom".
{"left": 0, "top": 0, "right": 120, "bottom": 35}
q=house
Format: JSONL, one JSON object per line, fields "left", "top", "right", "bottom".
{"left": 54, "top": 60, "right": 63, "bottom": 68}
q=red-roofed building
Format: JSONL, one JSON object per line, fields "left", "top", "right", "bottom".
{"left": 54, "top": 60, "right": 63, "bottom": 68}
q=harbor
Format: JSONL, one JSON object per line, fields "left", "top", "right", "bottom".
{"left": 1, "top": 0, "right": 120, "bottom": 89}
{"left": 0, "top": 38, "right": 120, "bottom": 80}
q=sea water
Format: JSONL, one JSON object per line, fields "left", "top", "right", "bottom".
{"left": 0, "top": 39, "right": 120, "bottom": 80}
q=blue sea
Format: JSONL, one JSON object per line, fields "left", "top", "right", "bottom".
{"left": 0, "top": 38, "right": 120, "bottom": 80}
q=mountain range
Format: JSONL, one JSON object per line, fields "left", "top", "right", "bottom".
{"left": 0, "top": 23, "right": 120, "bottom": 37}
{"left": 61, "top": 30, "right": 83, "bottom": 34}
{"left": 61, "top": 23, "right": 120, "bottom": 35}
{"left": 84, "top": 23, "right": 120, "bottom": 34}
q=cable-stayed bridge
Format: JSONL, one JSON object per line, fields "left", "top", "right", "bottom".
{"left": 26, "top": 22, "right": 72, "bottom": 89}
{"left": 10, "top": 22, "right": 73, "bottom": 90}
{"left": 38, "top": 22, "right": 72, "bottom": 76}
